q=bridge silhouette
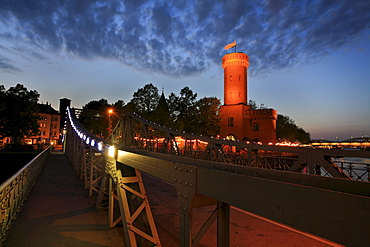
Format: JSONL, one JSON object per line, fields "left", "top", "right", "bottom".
{"left": 2, "top": 107, "right": 370, "bottom": 247}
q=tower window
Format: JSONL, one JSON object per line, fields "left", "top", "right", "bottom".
{"left": 228, "top": 117, "right": 234, "bottom": 127}
{"left": 253, "top": 123, "right": 259, "bottom": 131}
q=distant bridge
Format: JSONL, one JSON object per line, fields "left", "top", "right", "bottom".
{"left": 311, "top": 137, "right": 370, "bottom": 149}
{"left": 2, "top": 108, "right": 370, "bottom": 247}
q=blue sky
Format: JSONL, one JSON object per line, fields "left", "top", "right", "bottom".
{"left": 1, "top": 0, "right": 369, "bottom": 140}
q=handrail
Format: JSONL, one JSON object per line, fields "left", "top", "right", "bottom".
{"left": 0, "top": 146, "right": 51, "bottom": 244}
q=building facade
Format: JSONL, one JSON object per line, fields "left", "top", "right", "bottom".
{"left": 220, "top": 52, "right": 277, "bottom": 143}
{"left": 23, "top": 103, "right": 61, "bottom": 145}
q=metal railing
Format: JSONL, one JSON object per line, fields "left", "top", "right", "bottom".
{"left": 0, "top": 146, "right": 51, "bottom": 245}
{"left": 333, "top": 158, "right": 370, "bottom": 182}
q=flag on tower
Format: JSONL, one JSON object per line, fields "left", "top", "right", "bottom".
{"left": 224, "top": 41, "right": 236, "bottom": 50}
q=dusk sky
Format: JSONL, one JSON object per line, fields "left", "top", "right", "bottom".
{"left": 1, "top": 0, "right": 369, "bottom": 140}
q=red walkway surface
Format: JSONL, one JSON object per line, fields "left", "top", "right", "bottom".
{"left": 4, "top": 151, "right": 342, "bottom": 247}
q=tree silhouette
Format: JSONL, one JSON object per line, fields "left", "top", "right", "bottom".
{"left": 194, "top": 97, "right": 220, "bottom": 136}
{"left": 0, "top": 84, "right": 40, "bottom": 144}
{"left": 130, "top": 83, "right": 160, "bottom": 115}
{"left": 276, "top": 114, "right": 311, "bottom": 143}
{"left": 79, "top": 98, "right": 124, "bottom": 138}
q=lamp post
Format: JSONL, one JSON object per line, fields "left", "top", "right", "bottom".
{"left": 108, "top": 109, "right": 113, "bottom": 137}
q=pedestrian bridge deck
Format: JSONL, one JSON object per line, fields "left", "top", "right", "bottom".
{"left": 4, "top": 151, "right": 340, "bottom": 247}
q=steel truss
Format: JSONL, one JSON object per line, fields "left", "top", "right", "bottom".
{"left": 63, "top": 108, "right": 370, "bottom": 247}
{"left": 116, "top": 112, "right": 367, "bottom": 180}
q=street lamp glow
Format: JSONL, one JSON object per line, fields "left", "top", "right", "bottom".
{"left": 107, "top": 108, "right": 114, "bottom": 137}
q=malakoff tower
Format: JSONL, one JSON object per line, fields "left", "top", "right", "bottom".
{"left": 220, "top": 51, "right": 277, "bottom": 143}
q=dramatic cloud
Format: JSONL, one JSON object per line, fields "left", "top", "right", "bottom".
{"left": 0, "top": 0, "right": 369, "bottom": 77}
{"left": 0, "top": 55, "right": 21, "bottom": 72}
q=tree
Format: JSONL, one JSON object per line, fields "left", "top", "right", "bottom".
{"left": 0, "top": 84, "right": 40, "bottom": 144}
{"left": 194, "top": 97, "right": 220, "bottom": 136}
{"left": 132, "top": 86, "right": 221, "bottom": 136}
{"left": 113, "top": 100, "right": 125, "bottom": 113}
{"left": 178, "top": 86, "right": 198, "bottom": 121}
{"left": 248, "top": 99, "right": 268, "bottom": 110}
{"left": 130, "top": 83, "right": 160, "bottom": 115}
{"left": 167, "top": 86, "right": 198, "bottom": 133}
{"left": 276, "top": 114, "right": 311, "bottom": 143}
{"left": 167, "top": 92, "right": 180, "bottom": 121}
{"left": 79, "top": 98, "right": 124, "bottom": 138}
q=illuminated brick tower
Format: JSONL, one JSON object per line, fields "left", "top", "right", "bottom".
{"left": 220, "top": 52, "right": 277, "bottom": 143}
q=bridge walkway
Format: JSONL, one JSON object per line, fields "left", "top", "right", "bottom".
{"left": 4, "top": 150, "right": 340, "bottom": 247}
{"left": 4, "top": 150, "right": 124, "bottom": 247}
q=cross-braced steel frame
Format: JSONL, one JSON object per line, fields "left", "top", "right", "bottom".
{"left": 64, "top": 108, "right": 161, "bottom": 246}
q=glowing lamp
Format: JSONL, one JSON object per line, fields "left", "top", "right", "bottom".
{"left": 98, "top": 142, "right": 103, "bottom": 152}
{"left": 108, "top": 145, "right": 116, "bottom": 158}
